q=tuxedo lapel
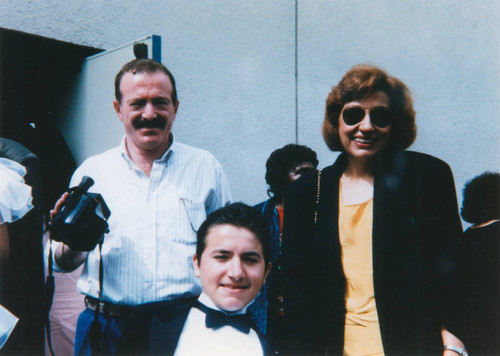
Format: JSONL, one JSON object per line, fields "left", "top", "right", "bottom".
{"left": 148, "top": 300, "right": 195, "bottom": 355}
{"left": 256, "top": 325, "right": 273, "bottom": 356}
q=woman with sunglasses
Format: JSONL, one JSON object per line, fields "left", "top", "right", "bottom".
{"left": 280, "top": 64, "right": 465, "bottom": 355}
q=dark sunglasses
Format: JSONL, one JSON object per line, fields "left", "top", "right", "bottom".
{"left": 341, "top": 106, "right": 392, "bottom": 128}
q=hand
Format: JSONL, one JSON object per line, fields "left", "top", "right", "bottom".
{"left": 49, "top": 192, "right": 70, "bottom": 221}
{"left": 442, "top": 328, "right": 467, "bottom": 356}
{"left": 49, "top": 192, "right": 88, "bottom": 271}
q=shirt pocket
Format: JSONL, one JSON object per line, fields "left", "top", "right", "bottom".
{"left": 180, "top": 198, "right": 206, "bottom": 232}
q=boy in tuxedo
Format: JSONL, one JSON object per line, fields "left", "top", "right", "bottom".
{"left": 119, "top": 202, "right": 271, "bottom": 355}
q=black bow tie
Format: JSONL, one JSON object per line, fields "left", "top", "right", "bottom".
{"left": 194, "top": 301, "right": 252, "bottom": 334}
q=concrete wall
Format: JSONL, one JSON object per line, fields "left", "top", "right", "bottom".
{"left": 1, "top": 1, "right": 499, "bottom": 216}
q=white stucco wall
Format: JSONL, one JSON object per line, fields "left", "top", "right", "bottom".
{"left": 1, "top": 0, "right": 499, "bottom": 213}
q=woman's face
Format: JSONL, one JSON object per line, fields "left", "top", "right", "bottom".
{"left": 338, "top": 91, "right": 392, "bottom": 163}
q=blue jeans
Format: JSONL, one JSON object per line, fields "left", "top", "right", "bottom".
{"left": 74, "top": 308, "right": 126, "bottom": 356}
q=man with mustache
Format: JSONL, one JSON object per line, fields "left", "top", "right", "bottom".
{"left": 49, "top": 59, "right": 232, "bottom": 355}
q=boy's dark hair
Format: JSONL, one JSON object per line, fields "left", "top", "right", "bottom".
{"left": 196, "top": 203, "right": 270, "bottom": 265}
{"left": 461, "top": 171, "right": 500, "bottom": 224}
{"left": 265, "top": 144, "right": 318, "bottom": 203}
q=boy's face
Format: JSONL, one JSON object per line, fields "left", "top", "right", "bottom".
{"left": 193, "top": 224, "right": 270, "bottom": 312}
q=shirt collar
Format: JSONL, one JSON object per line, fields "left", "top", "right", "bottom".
{"left": 119, "top": 134, "right": 176, "bottom": 168}
{"left": 198, "top": 292, "right": 248, "bottom": 315}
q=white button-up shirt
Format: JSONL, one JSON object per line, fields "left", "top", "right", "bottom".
{"left": 51, "top": 137, "right": 232, "bottom": 305}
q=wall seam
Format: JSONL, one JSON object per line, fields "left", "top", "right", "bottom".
{"left": 294, "top": 0, "right": 299, "bottom": 143}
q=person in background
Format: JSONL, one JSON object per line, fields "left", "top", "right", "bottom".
{"left": 49, "top": 58, "right": 231, "bottom": 355}
{"left": 280, "top": 64, "right": 465, "bottom": 355}
{"left": 248, "top": 144, "right": 318, "bottom": 352}
{"left": 118, "top": 202, "right": 271, "bottom": 355}
{"left": 0, "top": 157, "right": 34, "bottom": 349}
{"left": 0, "top": 138, "right": 45, "bottom": 354}
{"left": 449, "top": 172, "right": 500, "bottom": 354}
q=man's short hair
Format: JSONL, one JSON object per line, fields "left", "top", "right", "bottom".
{"left": 322, "top": 64, "right": 417, "bottom": 151}
{"left": 265, "top": 144, "right": 318, "bottom": 203}
{"left": 114, "top": 58, "right": 177, "bottom": 104}
{"left": 461, "top": 172, "right": 500, "bottom": 224}
{"left": 196, "top": 203, "right": 271, "bottom": 265}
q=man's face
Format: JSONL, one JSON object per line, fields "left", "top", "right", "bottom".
{"left": 193, "top": 224, "right": 271, "bottom": 312}
{"left": 113, "top": 71, "right": 178, "bottom": 155}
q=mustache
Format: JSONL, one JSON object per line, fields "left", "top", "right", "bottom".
{"left": 132, "top": 117, "right": 167, "bottom": 129}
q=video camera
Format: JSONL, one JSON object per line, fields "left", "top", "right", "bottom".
{"left": 50, "top": 176, "right": 111, "bottom": 251}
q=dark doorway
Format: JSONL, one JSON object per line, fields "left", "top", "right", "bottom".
{"left": 0, "top": 28, "right": 102, "bottom": 141}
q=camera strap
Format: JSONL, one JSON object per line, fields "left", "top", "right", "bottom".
{"left": 89, "top": 241, "right": 104, "bottom": 352}
{"left": 45, "top": 239, "right": 56, "bottom": 356}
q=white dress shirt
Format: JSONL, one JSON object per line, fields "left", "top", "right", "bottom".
{"left": 174, "top": 293, "right": 264, "bottom": 356}
{"left": 50, "top": 136, "right": 232, "bottom": 305}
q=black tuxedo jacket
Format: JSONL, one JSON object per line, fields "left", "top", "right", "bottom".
{"left": 118, "top": 297, "right": 270, "bottom": 355}
{"left": 279, "top": 150, "right": 462, "bottom": 355}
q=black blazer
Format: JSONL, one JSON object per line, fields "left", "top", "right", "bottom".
{"left": 280, "top": 150, "right": 462, "bottom": 355}
{"left": 119, "top": 297, "right": 270, "bottom": 355}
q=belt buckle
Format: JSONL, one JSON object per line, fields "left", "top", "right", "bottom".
{"left": 99, "top": 301, "right": 108, "bottom": 315}
{"left": 85, "top": 296, "right": 129, "bottom": 318}
{"left": 104, "top": 302, "right": 115, "bottom": 317}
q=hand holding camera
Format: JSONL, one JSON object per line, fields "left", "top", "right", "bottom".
{"left": 49, "top": 176, "right": 111, "bottom": 252}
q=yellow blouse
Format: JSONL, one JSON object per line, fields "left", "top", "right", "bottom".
{"left": 339, "top": 187, "right": 384, "bottom": 356}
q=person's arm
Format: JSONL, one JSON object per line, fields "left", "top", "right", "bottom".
{"left": 0, "top": 223, "right": 10, "bottom": 302}
{"left": 49, "top": 192, "right": 88, "bottom": 271}
{"left": 205, "top": 159, "right": 232, "bottom": 214}
{"left": 53, "top": 242, "right": 87, "bottom": 272}
{"left": 217, "top": 164, "right": 232, "bottom": 207}
{"left": 419, "top": 157, "right": 466, "bottom": 355}
{"left": 0, "top": 224, "right": 9, "bottom": 263}
{"left": 442, "top": 329, "right": 467, "bottom": 356}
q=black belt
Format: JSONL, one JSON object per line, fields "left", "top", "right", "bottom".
{"left": 84, "top": 296, "right": 131, "bottom": 318}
